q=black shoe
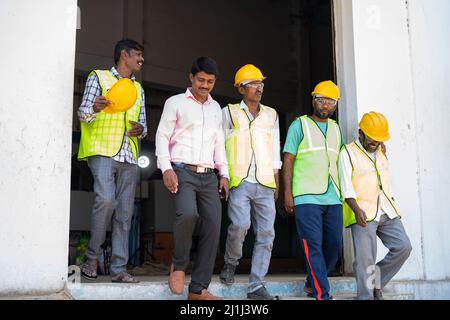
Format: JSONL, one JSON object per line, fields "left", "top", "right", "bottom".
{"left": 374, "top": 288, "right": 384, "bottom": 300}
{"left": 304, "top": 280, "right": 314, "bottom": 298}
{"left": 219, "top": 263, "right": 236, "bottom": 285}
{"left": 247, "top": 286, "right": 279, "bottom": 300}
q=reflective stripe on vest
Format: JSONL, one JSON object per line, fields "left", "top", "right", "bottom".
{"left": 342, "top": 141, "right": 402, "bottom": 228}
{"left": 225, "top": 103, "right": 277, "bottom": 189}
{"left": 292, "top": 115, "right": 341, "bottom": 198}
{"left": 78, "top": 70, "right": 142, "bottom": 161}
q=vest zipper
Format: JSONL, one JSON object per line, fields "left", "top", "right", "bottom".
{"left": 239, "top": 109, "right": 253, "bottom": 186}
{"left": 111, "top": 113, "right": 127, "bottom": 158}
{"left": 308, "top": 116, "right": 340, "bottom": 195}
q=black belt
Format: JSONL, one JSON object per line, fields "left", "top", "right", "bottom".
{"left": 172, "top": 163, "right": 214, "bottom": 174}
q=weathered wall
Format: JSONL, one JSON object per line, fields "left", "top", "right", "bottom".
{"left": 0, "top": 0, "right": 77, "bottom": 294}
{"left": 335, "top": 0, "right": 450, "bottom": 281}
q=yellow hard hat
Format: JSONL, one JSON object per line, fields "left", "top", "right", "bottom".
{"left": 234, "top": 64, "right": 266, "bottom": 87}
{"left": 103, "top": 78, "right": 137, "bottom": 114}
{"left": 359, "top": 111, "right": 390, "bottom": 142}
{"left": 311, "top": 80, "right": 340, "bottom": 100}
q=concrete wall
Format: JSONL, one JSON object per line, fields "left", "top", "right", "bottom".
{"left": 407, "top": 0, "right": 450, "bottom": 280}
{"left": 335, "top": 0, "right": 450, "bottom": 281}
{"left": 0, "top": 0, "right": 77, "bottom": 295}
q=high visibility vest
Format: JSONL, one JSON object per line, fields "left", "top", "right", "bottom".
{"left": 225, "top": 103, "right": 277, "bottom": 189}
{"left": 78, "top": 70, "right": 142, "bottom": 161}
{"left": 292, "top": 115, "right": 342, "bottom": 198}
{"left": 342, "top": 141, "right": 402, "bottom": 227}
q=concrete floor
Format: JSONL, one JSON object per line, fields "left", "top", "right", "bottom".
{"left": 82, "top": 273, "right": 314, "bottom": 284}
{"left": 1, "top": 274, "right": 418, "bottom": 300}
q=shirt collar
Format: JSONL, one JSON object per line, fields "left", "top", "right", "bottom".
{"left": 355, "top": 138, "right": 378, "bottom": 155}
{"left": 240, "top": 100, "right": 262, "bottom": 114}
{"left": 110, "top": 66, "right": 136, "bottom": 81}
{"left": 185, "top": 88, "right": 213, "bottom": 104}
{"left": 240, "top": 100, "right": 248, "bottom": 110}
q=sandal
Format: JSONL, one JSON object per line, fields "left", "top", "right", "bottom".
{"left": 81, "top": 260, "right": 98, "bottom": 280}
{"left": 111, "top": 272, "right": 139, "bottom": 283}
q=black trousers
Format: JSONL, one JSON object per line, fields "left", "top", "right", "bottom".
{"left": 171, "top": 167, "right": 222, "bottom": 293}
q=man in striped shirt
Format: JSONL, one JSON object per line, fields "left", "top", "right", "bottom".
{"left": 77, "top": 39, "right": 147, "bottom": 283}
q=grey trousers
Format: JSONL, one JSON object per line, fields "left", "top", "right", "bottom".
{"left": 224, "top": 181, "right": 276, "bottom": 293}
{"left": 351, "top": 214, "right": 412, "bottom": 300}
{"left": 85, "top": 156, "right": 138, "bottom": 276}
{"left": 172, "top": 167, "right": 222, "bottom": 294}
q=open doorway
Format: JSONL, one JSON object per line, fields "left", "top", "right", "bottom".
{"left": 69, "top": 0, "right": 339, "bottom": 278}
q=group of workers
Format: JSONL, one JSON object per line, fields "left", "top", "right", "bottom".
{"left": 77, "top": 39, "right": 412, "bottom": 301}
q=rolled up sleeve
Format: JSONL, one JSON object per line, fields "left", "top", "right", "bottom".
{"left": 338, "top": 147, "right": 357, "bottom": 199}
{"left": 155, "top": 99, "right": 177, "bottom": 173}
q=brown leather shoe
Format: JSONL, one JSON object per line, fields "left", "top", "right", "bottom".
{"left": 168, "top": 264, "right": 185, "bottom": 295}
{"left": 188, "top": 289, "right": 223, "bottom": 300}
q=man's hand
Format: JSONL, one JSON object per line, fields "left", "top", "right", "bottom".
{"left": 128, "top": 121, "right": 144, "bottom": 137}
{"left": 274, "top": 172, "right": 280, "bottom": 202}
{"left": 219, "top": 177, "right": 229, "bottom": 201}
{"left": 355, "top": 208, "right": 368, "bottom": 227}
{"left": 93, "top": 96, "right": 110, "bottom": 113}
{"left": 345, "top": 199, "right": 368, "bottom": 227}
{"left": 284, "top": 192, "right": 294, "bottom": 215}
{"left": 282, "top": 154, "right": 295, "bottom": 215}
{"left": 163, "top": 169, "right": 178, "bottom": 194}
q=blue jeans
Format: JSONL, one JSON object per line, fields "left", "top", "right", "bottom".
{"left": 294, "top": 204, "right": 343, "bottom": 300}
{"left": 224, "top": 181, "right": 276, "bottom": 293}
{"left": 85, "top": 156, "right": 138, "bottom": 276}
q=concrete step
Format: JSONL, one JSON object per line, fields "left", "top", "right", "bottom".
{"left": 276, "top": 293, "right": 414, "bottom": 300}
{"left": 67, "top": 275, "right": 414, "bottom": 300}
{"left": 0, "top": 292, "right": 73, "bottom": 300}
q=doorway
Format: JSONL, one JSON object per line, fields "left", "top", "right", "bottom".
{"left": 70, "top": 0, "right": 340, "bottom": 277}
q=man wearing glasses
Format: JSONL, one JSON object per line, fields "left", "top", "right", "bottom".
{"left": 283, "top": 81, "right": 343, "bottom": 300}
{"left": 219, "top": 64, "right": 282, "bottom": 300}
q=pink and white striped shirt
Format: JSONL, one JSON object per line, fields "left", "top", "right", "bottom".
{"left": 155, "top": 88, "right": 229, "bottom": 178}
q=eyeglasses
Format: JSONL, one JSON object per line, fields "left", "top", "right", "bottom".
{"left": 314, "top": 97, "right": 338, "bottom": 107}
{"left": 244, "top": 82, "right": 264, "bottom": 89}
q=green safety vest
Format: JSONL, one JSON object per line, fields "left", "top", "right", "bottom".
{"left": 78, "top": 70, "right": 142, "bottom": 161}
{"left": 225, "top": 103, "right": 277, "bottom": 189}
{"left": 292, "top": 115, "right": 342, "bottom": 198}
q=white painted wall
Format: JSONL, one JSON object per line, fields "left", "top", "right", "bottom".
{"left": 406, "top": 0, "right": 450, "bottom": 280}
{"left": 335, "top": 0, "right": 450, "bottom": 281}
{"left": 0, "top": 0, "right": 77, "bottom": 295}
{"left": 351, "top": 0, "right": 424, "bottom": 281}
